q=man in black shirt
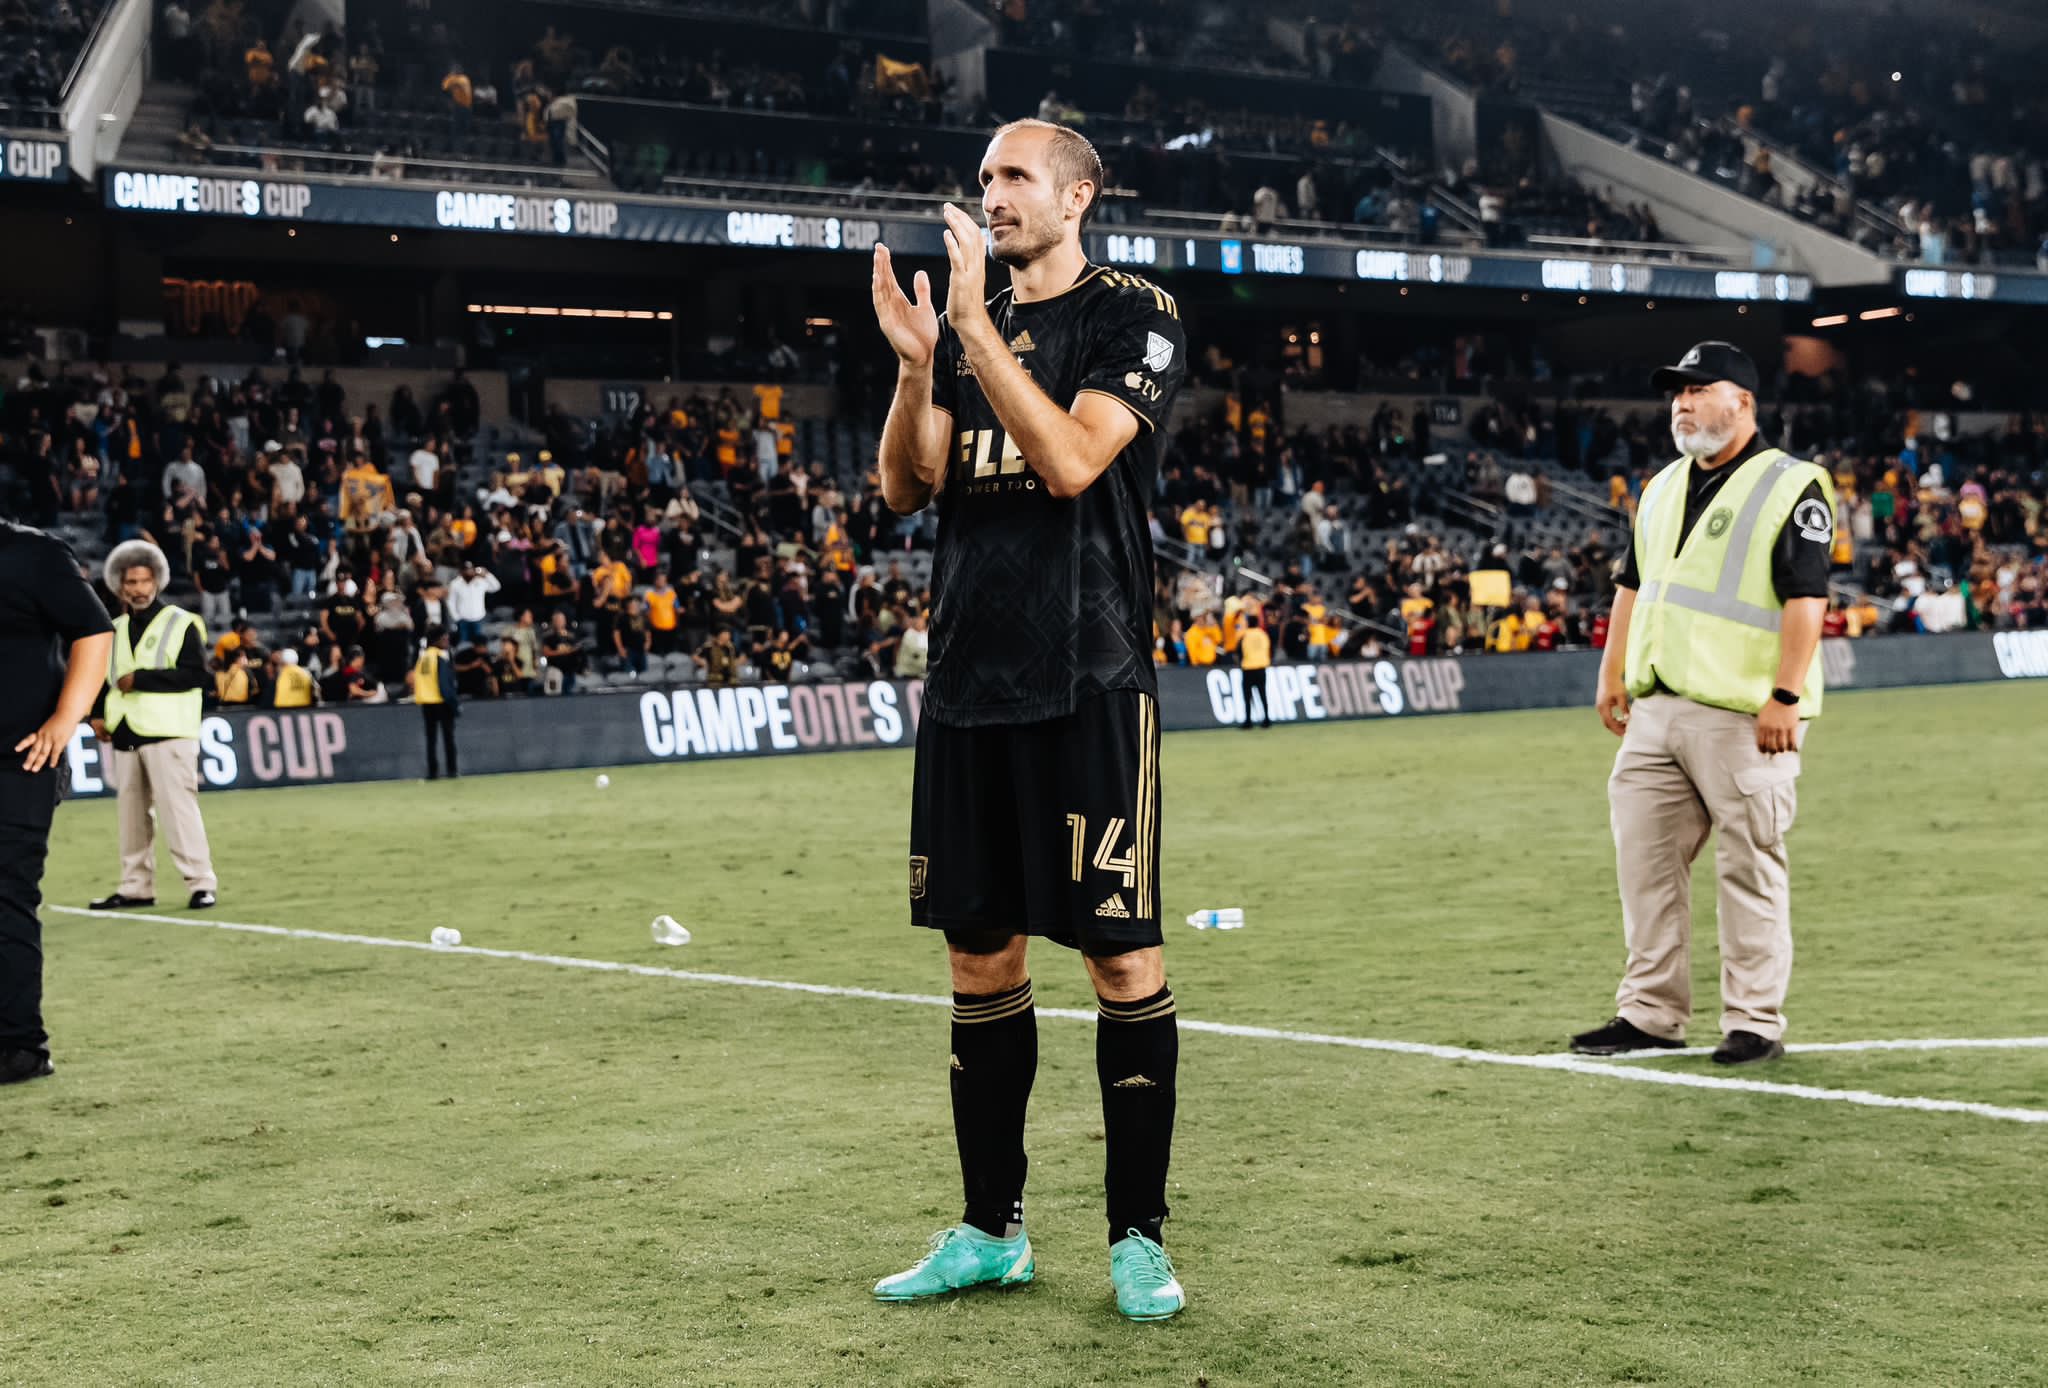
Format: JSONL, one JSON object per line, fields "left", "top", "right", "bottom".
{"left": 1, "top": 521, "right": 114, "bottom": 1084}
{"left": 871, "top": 119, "right": 1188, "bottom": 1320}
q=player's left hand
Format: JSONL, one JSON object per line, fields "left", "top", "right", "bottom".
{"left": 940, "top": 202, "right": 991, "bottom": 336}
{"left": 1755, "top": 699, "right": 1799, "bottom": 754}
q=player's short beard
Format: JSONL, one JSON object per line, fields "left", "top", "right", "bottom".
{"left": 990, "top": 212, "right": 1061, "bottom": 267}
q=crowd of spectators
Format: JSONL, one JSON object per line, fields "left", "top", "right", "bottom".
{"left": 0, "top": 0, "right": 100, "bottom": 127}
{"left": 1380, "top": 0, "right": 2048, "bottom": 267}
{"left": 0, "top": 356, "right": 952, "bottom": 710}
{"left": 6, "top": 341, "right": 2043, "bottom": 714}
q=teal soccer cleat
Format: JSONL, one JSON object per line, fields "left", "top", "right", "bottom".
{"left": 873, "top": 1225, "right": 1034, "bottom": 1302}
{"left": 1109, "top": 1230, "right": 1185, "bottom": 1321}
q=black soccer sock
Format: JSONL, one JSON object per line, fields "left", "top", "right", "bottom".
{"left": 950, "top": 979, "right": 1037, "bottom": 1239}
{"left": 1096, "top": 985, "right": 1178, "bottom": 1247}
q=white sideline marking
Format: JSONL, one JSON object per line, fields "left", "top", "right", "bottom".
{"left": 48, "top": 906, "right": 2048, "bottom": 1126}
{"left": 1600, "top": 1037, "right": 2048, "bottom": 1061}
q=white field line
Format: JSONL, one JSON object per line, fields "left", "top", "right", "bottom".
{"left": 1600, "top": 1037, "right": 2048, "bottom": 1061}
{"left": 47, "top": 906, "right": 2048, "bottom": 1127}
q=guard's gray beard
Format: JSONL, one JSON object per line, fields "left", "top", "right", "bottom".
{"left": 1672, "top": 421, "right": 1735, "bottom": 460}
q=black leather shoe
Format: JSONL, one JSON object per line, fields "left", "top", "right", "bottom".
{"left": 1569, "top": 1016, "right": 1685, "bottom": 1055}
{"left": 88, "top": 893, "right": 154, "bottom": 910}
{"left": 1712, "top": 1030, "right": 1785, "bottom": 1065}
{"left": 188, "top": 890, "right": 217, "bottom": 910}
{"left": 0, "top": 1049, "right": 54, "bottom": 1086}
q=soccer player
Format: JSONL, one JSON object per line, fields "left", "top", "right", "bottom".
{"left": 869, "top": 119, "right": 1189, "bottom": 1321}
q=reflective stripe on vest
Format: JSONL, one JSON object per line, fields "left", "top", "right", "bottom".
{"left": 106, "top": 606, "right": 207, "bottom": 739}
{"left": 1636, "top": 452, "right": 1798, "bottom": 632}
{"left": 1626, "top": 448, "right": 1833, "bottom": 718}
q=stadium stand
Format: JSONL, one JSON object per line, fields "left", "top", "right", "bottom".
{"left": 151, "top": 0, "right": 1716, "bottom": 265}
{"left": 0, "top": 0, "right": 104, "bottom": 128}
{"left": 4, "top": 345, "right": 2042, "bottom": 720}
{"left": 1370, "top": 0, "right": 2048, "bottom": 266}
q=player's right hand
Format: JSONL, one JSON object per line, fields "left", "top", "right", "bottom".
{"left": 872, "top": 242, "right": 938, "bottom": 368}
{"left": 1595, "top": 679, "right": 1630, "bottom": 737}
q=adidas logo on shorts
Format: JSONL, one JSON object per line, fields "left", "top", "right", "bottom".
{"left": 1095, "top": 894, "right": 1131, "bottom": 919}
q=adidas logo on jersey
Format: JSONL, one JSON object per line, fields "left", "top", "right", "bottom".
{"left": 1009, "top": 329, "right": 1035, "bottom": 353}
{"left": 1095, "top": 894, "right": 1131, "bottom": 919}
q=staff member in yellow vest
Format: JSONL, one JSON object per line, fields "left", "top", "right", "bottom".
{"left": 1574, "top": 342, "right": 1835, "bottom": 1066}
{"left": 3, "top": 521, "right": 114, "bottom": 1085}
{"left": 88, "top": 541, "right": 219, "bottom": 912}
{"left": 409, "top": 624, "right": 460, "bottom": 780}
{"left": 1237, "top": 613, "right": 1273, "bottom": 730}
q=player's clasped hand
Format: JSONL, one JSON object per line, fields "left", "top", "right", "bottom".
{"left": 939, "top": 203, "right": 991, "bottom": 336}
{"left": 1754, "top": 699, "right": 1799, "bottom": 754}
{"left": 871, "top": 241, "right": 938, "bottom": 368}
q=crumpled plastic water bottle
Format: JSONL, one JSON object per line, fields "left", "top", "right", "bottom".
{"left": 650, "top": 914, "right": 692, "bottom": 946}
{"left": 430, "top": 926, "right": 462, "bottom": 947}
{"left": 1185, "top": 908, "right": 1245, "bottom": 931}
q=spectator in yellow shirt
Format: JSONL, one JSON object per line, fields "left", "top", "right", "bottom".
{"left": 442, "top": 62, "right": 474, "bottom": 132}
{"left": 645, "top": 572, "right": 681, "bottom": 653}
{"left": 246, "top": 40, "right": 275, "bottom": 90}
{"left": 1186, "top": 613, "right": 1222, "bottom": 666}
{"left": 272, "top": 649, "right": 316, "bottom": 707}
{"left": 216, "top": 648, "right": 254, "bottom": 705}
{"left": 1304, "top": 595, "right": 1335, "bottom": 661}
{"left": 1180, "top": 504, "right": 1210, "bottom": 547}
{"left": 341, "top": 457, "right": 396, "bottom": 533}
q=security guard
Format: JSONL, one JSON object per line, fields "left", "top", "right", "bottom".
{"left": 1574, "top": 343, "right": 1834, "bottom": 1065}
{"left": 1237, "top": 612, "right": 1273, "bottom": 729}
{"left": 88, "top": 541, "right": 219, "bottom": 912}
{"left": 1, "top": 520, "right": 114, "bottom": 1085}
{"left": 409, "top": 623, "right": 460, "bottom": 780}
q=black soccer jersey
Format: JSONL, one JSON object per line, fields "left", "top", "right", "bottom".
{"left": 923, "top": 265, "right": 1188, "bottom": 727}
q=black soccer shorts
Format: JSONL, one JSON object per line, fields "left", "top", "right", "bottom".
{"left": 909, "top": 689, "right": 1162, "bottom": 952}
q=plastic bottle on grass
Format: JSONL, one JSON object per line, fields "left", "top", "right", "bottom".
{"left": 651, "top": 914, "right": 692, "bottom": 946}
{"left": 1185, "top": 909, "right": 1245, "bottom": 931}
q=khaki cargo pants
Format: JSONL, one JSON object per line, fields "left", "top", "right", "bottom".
{"left": 1608, "top": 693, "right": 1803, "bottom": 1042}
{"left": 112, "top": 740, "right": 218, "bottom": 898}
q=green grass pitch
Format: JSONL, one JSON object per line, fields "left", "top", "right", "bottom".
{"left": 6, "top": 681, "right": 2045, "bottom": 1386}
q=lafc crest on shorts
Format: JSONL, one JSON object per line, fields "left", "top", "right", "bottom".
{"left": 908, "top": 855, "right": 929, "bottom": 901}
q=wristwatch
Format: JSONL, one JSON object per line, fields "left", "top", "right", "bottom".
{"left": 1770, "top": 687, "right": 1801, "bottom": 706}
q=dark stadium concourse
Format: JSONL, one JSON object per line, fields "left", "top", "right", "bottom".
{"left": 5, "top": 195, "right": 1808, "bottom": 396}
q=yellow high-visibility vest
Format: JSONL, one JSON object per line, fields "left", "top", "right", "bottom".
{"left": 105, "top": 606, "right": 206, "bottom": 739}
{"left": 414, "top": 648, "right": 446, "bottom": 705}
{"left": 1625, "top": 448, "right": 1835, "bottom": 718}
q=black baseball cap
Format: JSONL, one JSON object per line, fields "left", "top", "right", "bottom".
{"left": 1651, "top": 341, "right": 1759, "bottom": 395}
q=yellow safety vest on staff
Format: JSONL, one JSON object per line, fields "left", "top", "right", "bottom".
{"left": 1625, "top": 447, "right": 1836, "bottom": 719}
{"left": 104, "top": 605, "right": 207, "bottom": 739}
